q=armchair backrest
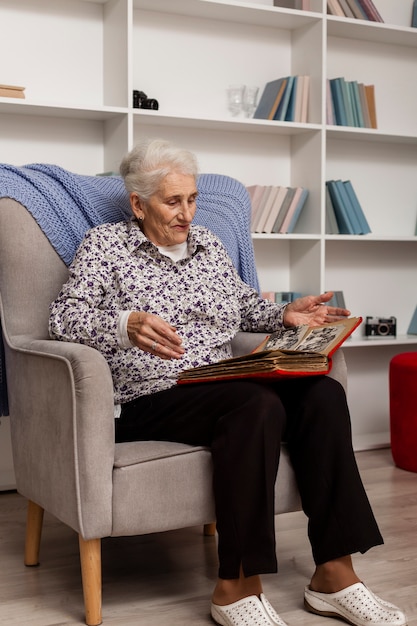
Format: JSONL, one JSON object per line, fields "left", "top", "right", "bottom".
{"left": 0, "top": 198, "right": 68, "bottom": 341}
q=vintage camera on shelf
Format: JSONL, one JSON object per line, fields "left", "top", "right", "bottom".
{"left": 132, "top": 90, "right": 159, "bottom": 110}
{"left": 365, "top": 316, "right": 397, "bottom": 337}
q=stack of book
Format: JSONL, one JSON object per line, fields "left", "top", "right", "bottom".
{"left": 413, "top": 0, "right": 417, "bottom": 27}
{"left": 247, "top": 184, "right": 309, "bottom": 234}
{"left": 327, "top": 0, "right": 384, "bottom": 21}
{"left": 326, "top": 179, "right": 371, "bottom": 235}
{"left": 0, "top": 84, "right": 25, "bottom": 99}
{"left": 253, "top": 75, "right": 310, "bottom": 123}
{"left": 327, "top": 77, "right": 377, "bottom": 128}
{"left": 325, "top": 291, "right": 346, "bottom": 309}
{"left": 262, "top": 291, "right": 302, "bottom": 303}
{"left": 273, "top": 0, "right": 310, "bottom": 9}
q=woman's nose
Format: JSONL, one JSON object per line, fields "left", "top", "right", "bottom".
{"left": 179, "top": 202, "right": 193, "bottom": 220}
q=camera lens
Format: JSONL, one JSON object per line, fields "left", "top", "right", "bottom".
{"left": 377, "top": 323, "right": 389, "bottom": 336}
{"left": 144, "top": 98, "right": 159, "bottom": 110}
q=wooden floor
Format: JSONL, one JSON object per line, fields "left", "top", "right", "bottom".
{"left": 1, "top": 447, "right": 416, "bottom": 626}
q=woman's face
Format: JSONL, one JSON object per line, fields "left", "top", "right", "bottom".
{"left": 130, "top": 171, "right": 198, "bottom": 247}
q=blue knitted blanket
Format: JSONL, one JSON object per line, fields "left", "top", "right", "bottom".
{"left": 0, "top": 164, "right": 259, "bottom": 415}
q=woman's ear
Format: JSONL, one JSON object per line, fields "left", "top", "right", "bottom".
{"left": 130, "top": 192, "right": 144, "bottom": 221}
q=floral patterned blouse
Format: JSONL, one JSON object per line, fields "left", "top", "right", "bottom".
{"left": 49, "top": 219, "right": 285, "bottom": 404}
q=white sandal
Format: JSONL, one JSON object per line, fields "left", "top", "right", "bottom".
{"left": 211, "top": 593, "right": 288, "bottom": 626}
{"left": 304, "top": 582, "right": 407, "bottom": 626}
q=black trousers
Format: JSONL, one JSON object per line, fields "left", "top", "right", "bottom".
{"left": 116, "top": 376, "right": 383, "bottom": 579}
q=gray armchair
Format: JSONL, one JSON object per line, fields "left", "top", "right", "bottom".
{"left": 0, "top": 191, "right": 347, "bottom": 625}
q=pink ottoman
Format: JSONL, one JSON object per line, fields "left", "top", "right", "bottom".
{"left": 389, "top": 352, "right": 417, "bottom": 473}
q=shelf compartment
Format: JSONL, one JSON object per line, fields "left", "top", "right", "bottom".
{"left": 133, "top": 5, "right": 323, "bottom": 124}
{"left": 0, "top": 0, "right": 128, "bottom": 109}
{"left": 326, "top": 136, "right": 417, "bottom": 238}
{"left": 325, "top": 240, "right": 417, "bottom": 336}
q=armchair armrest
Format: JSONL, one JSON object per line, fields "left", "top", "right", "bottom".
{"left": 5, "top": 336, "right": 115, "bottom": 539}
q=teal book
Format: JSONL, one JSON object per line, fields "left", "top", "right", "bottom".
{"left": 350, "top": 81, "right": 365, "bottom": 128}
{"left": 339, "top": 78, "right": 355, "bottom": 127}
{"left": 274, "top": 76, "right": 295, "bottom": 121}
{"left": 326, "top": 291, "right": 346, "bottom": 309}
{"left": 285, "top": 76, "right": 298, "bottom": 122}
{"left": 326, "top": 180, "right": 355, "bottom": 234}
{"left": 407, "top": 306, "right": 417, "bottom": 334}
{"left": 413, "top": 0, "right": 417, "bottom": 27}
{"left": 334, "top": 180, "right": 362, "bottom": 234}
{"left": 329, "top": 78, "right": 347, "bottom": 126}
{"left": 343, "top": 180, "right": 371, "bottom": 234}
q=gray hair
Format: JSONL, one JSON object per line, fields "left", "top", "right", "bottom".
{"left": 119, "top": 138, "right": 199, "bottom": 200}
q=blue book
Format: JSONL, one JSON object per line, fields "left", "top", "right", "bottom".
{"left": 274, "top": 76, "right": 295, "bottom": 121}
{"left": 407, "top": 306, "right": 417, "bottom": 334}
{"left": 253, "top": 77, "right": 288, "bottom": 120}
{"left": 326, "top": 180, "right": 355, "bottom": 234}
{"left": 285, "top": 76, "right": 298, "bottom": 122}
{"left": 350, "top": 81, "right": 365, "bottom": 128}
{"left": 334, "top": 180, "right": 362, "bottom": 234}
{"left": 329, "top": 78, "right": 347, "bottom": 126}
{"left": 343, "top": 180, "right": 371, "bottom": 234}
{"left": 285, "top": 188, "right": 309, "bottom": 233}
{"left": 339, "top": 78, "right": 355, "bottom": 127}
{"left": 413, "top": 0, "right": 417, "bottom": 27}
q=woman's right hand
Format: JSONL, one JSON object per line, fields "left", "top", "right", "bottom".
{"left": 127, "top": 311, "right": 185, "bottom": 360}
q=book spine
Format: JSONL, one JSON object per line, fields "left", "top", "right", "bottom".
{"left": 274, "top": 76, "right": 294, "bottom": 121}
{"left": 350, "top": 81, "right": 365, "bottom": 127}
{"left": 326, "top": 79, "right": 335, "bottom": 125}
{"left": 365, "top": 84, "right": 377, "bottom": 128}
{"left": 326, "top": 180, "right": 355, "bottom": 234}
{"left": 345, "top": 0, "right": 368, "bottom": 19}
{"left": 285, "top": 76, "right": 298, "bottom": 122}
{"left": 285, "top": 188, "right": 309, "bottom": 233}
{"left": 325, "top": 185, "right": 340, "bottom": 234}
{"left": 340, "top": 79, "right": 355, "bottom": 127}
{"left": 343, "top": 180, "right": 371, "bottom": 234}
{"left": 271, "top": 187, "right": 296, "bottom": 233}
{"left": 338, "top": 0, "right": 355, "bottom": 18}
{"left": 358, "top": 83, "right": 372, "bottom": 127}
{"left": 356, "top": 0, "right": 384, "bottom": 22}
{"left": 334, "top": 180, "right": 362, "bottom": 234}
{"left": 330, "top": 78, "right": 348, "bottom": 126}
{"left": 413, "top": 0, "right": 417, "bottom": 27}
{"left": 327, "top": 0, "right": 345, "bottom": 17}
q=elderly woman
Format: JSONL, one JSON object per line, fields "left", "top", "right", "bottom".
{"left": 49, "top": 139, "right": 406, "bottom": 626}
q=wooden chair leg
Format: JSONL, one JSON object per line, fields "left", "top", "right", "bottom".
{"left": 79, "top": 535, "right": 102, "bottom": 626}
{"left": 204, "top": 522, "right": 216, "bottom": 536}
{"left": 24, "top": 499, "right": 44, "bottom": 566}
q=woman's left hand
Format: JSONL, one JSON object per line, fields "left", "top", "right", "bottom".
{"left": 283, "top": 292, "right": 350, "bottom": 328}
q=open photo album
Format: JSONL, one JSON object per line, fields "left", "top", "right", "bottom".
{"left": 177, "top": 317, "right": 362, "bottom": 384}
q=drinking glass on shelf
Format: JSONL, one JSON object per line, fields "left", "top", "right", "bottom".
{"left": 226, "top": 84, "right": 244, "bottom": 117}
{"left": 243, "top": 85, "right": 259, "bottom": 117}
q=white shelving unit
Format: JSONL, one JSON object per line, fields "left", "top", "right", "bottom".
{"left": 1, "top": 0, "right": 417, "bottom": 488}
